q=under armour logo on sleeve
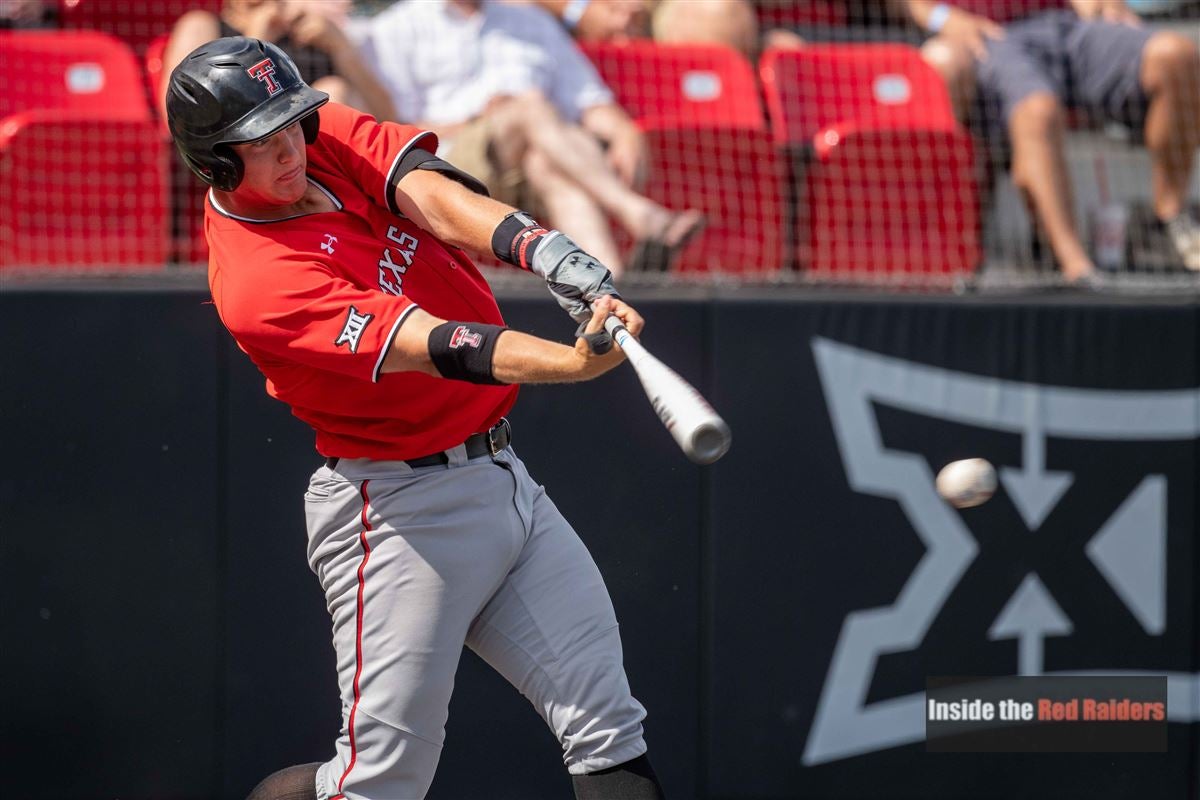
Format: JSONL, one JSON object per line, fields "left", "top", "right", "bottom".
{"left": 334, "top": 306, "right": 374, "bottom": 353}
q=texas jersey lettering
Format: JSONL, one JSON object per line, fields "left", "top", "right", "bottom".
{"left": 378, "top": 225, "right": 419, "bottom": 296}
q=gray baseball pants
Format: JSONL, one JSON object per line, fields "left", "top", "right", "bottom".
{"left": 304, "top": 444, "right": 649, "bottom": 800}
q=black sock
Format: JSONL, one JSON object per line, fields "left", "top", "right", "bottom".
{"left": 571, "top": 754, "right": 666, "bottom": 800}
{"left": 245, "top": 762, "right": 321, "bottom": 800}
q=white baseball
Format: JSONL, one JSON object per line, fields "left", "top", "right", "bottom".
{"left": 936, "top": 458, "right": 997, "bottom": 509}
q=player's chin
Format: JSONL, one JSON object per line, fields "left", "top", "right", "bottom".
{"left": 270, "top": 174, "right": 305, "bottom": 203}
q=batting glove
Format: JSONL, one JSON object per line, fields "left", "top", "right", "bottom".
{"left": 530, "top": 231, "right": 620, "bottom": 325}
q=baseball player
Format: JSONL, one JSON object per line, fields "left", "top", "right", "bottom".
{"left": 167, "top": 38, "right": 666, "bottom": 800}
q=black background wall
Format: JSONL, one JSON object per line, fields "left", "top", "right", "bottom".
{"left": 1, "top": 287, "right": 1196, "bottom": 799}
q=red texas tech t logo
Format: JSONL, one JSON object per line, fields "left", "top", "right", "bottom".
{"left": 449, "top": 325, "right": 483, "bottom": 349}
{"left": 246, "top": 58, "right": 283, "bottom": 96}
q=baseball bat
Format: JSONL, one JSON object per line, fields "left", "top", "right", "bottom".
{"left": 603, "top": 315, "right": 731, "bottom": 465}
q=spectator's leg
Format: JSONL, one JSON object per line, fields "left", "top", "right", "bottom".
{"left": 522, "top": 148, "right": 627, "bottom": 275}
{"left": 1008, "top": 92, "right": 1095, "bottom": 281}
{"left": 921, "top": 37, "right": 977, "bottom": 124}
{"left": 1139, "top": 31, "right": 1200, "bottom": 222}
{"left": 488, "top": 91, "right": 686, "bottom": 245}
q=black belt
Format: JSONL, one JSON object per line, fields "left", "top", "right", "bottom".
{"left": 325, "top": 418, "right": 511, "bottom": 471}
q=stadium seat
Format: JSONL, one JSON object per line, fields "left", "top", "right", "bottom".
{"left": 144, "top": 31, "right": 169, "bottom": 125}
{"left": 143, "top": 32, "right": 210, "bottom": 266}
{"left": 756, "top": 0, "right": 849, "bottom": 30}
{"left": 57, "top": 0, "right": 223, "bottom": 57}
{"left": 760, "top": 44, "right": 980, "bottom": 280}
{"left": 580, "top": 41, "right": 784, "bottom": 275}
{"left": 0, "top": 31, "right": 168, "bottom": 270}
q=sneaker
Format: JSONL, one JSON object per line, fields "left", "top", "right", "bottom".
{"left": 1161, "top": 213, "right": 1200, "bottom": 271}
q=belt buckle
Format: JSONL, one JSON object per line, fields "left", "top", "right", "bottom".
{"left": 488, "top": 417, "right": 511, "bottom": 456}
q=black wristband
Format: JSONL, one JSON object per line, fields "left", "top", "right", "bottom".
{"left": 491, "top": 210, "right": 549, "bottom": 270}
{"left": 427, "top": 321, "right": 507, "bottom": 384}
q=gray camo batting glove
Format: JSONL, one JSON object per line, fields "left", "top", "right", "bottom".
{"left": 529, "top": 231, "right": 620, "bottom": 325}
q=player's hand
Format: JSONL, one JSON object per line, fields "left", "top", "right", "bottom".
{"left": 530, "top": 233, "right": 619, "bottom": 324}
{"left": 570, "top": 296, "right": 634, "bottom": 379}
{"left": 232, "top": 0, "right": 288, "bottom": 42}
{"left": 939, "top": 7, "right": 1005, "bottom": 61}
{"left": 286, "top": 7, "right": 350, "bottom": 53}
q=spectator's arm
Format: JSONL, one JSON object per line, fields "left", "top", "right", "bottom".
{"left": 158, "top": 10, "right": 223, "bottom": 121}
{"left": 287, "top": 8, "right": 398, "bottom": 121}
{"left": 526, "top": 0, "right": 645, "bottom": 41}
{"left": 892, "top": 0, "right": 1004, "bottom": 59}
{"left": 580, "top": 102, "right": 647, "bottom": 188}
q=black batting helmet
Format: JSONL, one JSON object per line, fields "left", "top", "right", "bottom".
{"left": 166, "top": 37, "right": 328, "bottom": 191}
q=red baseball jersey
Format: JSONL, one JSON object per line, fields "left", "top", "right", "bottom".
{"left": 206, "top": 102, "right": 518, "bottom": 460}
{"left": 948, "top": 0, "right": 1066, "bottom": 23}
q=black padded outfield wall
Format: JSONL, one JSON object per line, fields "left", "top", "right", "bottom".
{"left": 1, "top": 289, "right": 1196, "bottom": 799}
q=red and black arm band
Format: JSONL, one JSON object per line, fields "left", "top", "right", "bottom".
{"left": 491, "top": 210, "right": 551, "bottom": 271}
{"left": 427, "top": 321, "right": 508, "bottom": 385}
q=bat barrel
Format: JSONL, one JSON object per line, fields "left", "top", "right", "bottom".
{"left": 603, "top": 313, "right": 732, "bottom": 465}
{"left": 687, "top": 420, "right": 732, "bottom": 464}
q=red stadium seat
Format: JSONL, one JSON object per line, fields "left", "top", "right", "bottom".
{"left": 57, "top": 0, "right": 223, "bottom": 57}
{"left": 756, "top": 0, "right": 849, "bottom": 30}
{"left": 760, "top": 45, "right": 980, "bottom": 280}
{"left": 143, "top": 31, "right": 210, "bottom": 266}
{"left": 144, "top": 31, "right": 169, "bottom": 126}
{"left": 0, "top": 31, "right": 168, "bottom": 270}
{"left": 581, "top": 41, "right": 784, "bottom": 275}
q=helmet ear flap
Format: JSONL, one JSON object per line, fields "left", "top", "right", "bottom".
{"left": 179, "top": 146, "right": 242, "bottom": 192}
{"left": 209, "top": 145, "right": 244, "bottom": 192}
{"left": 301, "top": 111, "right": 320, "bottom": 144}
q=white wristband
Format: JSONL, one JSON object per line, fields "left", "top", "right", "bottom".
{"left": 926, "top": 3, "right": 952, "bottom": 33}
{"left": 562, "top": 0, "right": 589, "bottom": 29}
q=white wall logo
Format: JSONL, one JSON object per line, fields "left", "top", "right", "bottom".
{"left": 334, "top": 305, "right": 373, "bottom": 353}
{"left": 805, "top": 337, "right": 1200, "bottom": 765}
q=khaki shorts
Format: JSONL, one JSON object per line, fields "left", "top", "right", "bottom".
{"left": 444, "top": 115, "right": 532, "bottom": 210}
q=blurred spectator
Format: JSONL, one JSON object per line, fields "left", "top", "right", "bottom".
{"left": 0, "top": 0, "right": 51, "bottom": 28}
{"left": 651, "top": 0, "right": 805, "bottom": 61}
{"left": 525, "top": 0, "right": 650, "bottom": 42}
{"left": 159, "top": 0, "right": 395, "bottom": 122}
{"left": 894, "top": 0, "right": 1200, "bottom": 278}
{"left": 366, "top": 0, "right": 705, "bottom": 275}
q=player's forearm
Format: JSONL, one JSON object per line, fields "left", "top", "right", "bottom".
{"left": 394, "top": 168, "right": 517, "bottom": 256}
{"left": 379, "top": 306, "right": 618, "bottom": 384}
{"left": 491, "top": 329, "right": 618, "bottom": 384}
